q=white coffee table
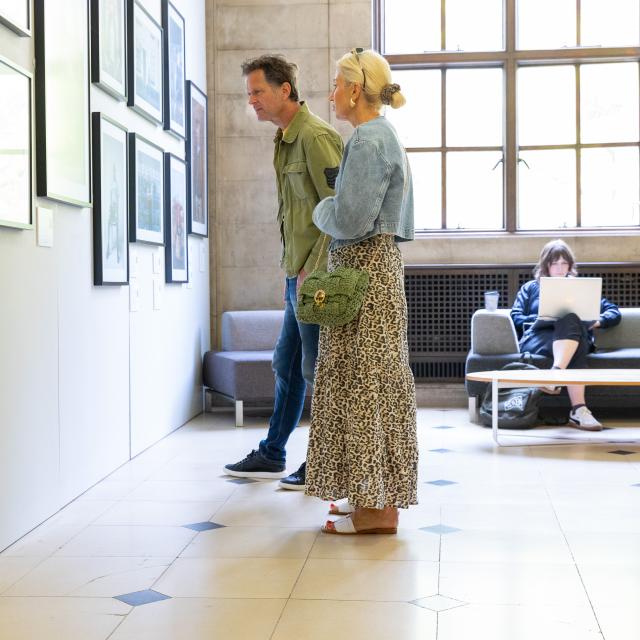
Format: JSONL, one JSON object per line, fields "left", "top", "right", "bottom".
{"left": 466, "top": 368, "right": 640, "bottom": 446}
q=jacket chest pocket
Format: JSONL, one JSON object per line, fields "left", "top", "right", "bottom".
{"left": 283, "top": 161, "right": 312, "bottom": 200}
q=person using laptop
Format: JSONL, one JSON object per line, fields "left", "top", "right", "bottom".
{"left": 510, "top": 240, "right": 621, "bottom": 430}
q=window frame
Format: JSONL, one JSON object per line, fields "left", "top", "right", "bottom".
{"left": 373, "top": 0, "right": 640, "bottom": 233}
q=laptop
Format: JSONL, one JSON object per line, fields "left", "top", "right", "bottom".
{"left": 537, "top": 276, "right": 602, "bottom": 325}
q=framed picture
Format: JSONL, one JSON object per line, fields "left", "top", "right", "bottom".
{"left": 92, "top": 113, "right": 129, "bottom": 285}
{"left": 186, "top": 81, "right": 208, "bottom": 237}
{"left": 127, "top": 0, "right": 163, "bottom": 123}
{"left": 0, "top": 55, "right": 33, "bottom": 229}
{"left": 162, "top": 0, "right": 185, "bottom": 138}
{"left": 128, "top": 133, "right": 164, "bottom": 245}
{"left": 0, "top": 0, "right": 31, "bottom": 36}
{"left": 34, "top": 0, "right": 91, "bottom": 207}
{"left": 164, "top": 153, "right": 188, "bottom": 283}
{"left": 90, "top": 0, "right": 127, "bottom": 100}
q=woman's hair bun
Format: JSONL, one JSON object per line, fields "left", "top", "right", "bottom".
{"left": 380, "top": 83, "right": 401, "bottom": 105}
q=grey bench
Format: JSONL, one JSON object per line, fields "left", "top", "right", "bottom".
{"left": 202, "top": 310, "right": 284, "bottom": 427}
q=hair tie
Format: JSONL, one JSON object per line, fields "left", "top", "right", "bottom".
{"left": 380, "top": 83, "right": 401, "bottom": 105}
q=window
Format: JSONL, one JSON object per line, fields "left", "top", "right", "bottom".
{"left": 376, "top": 0, "right": 640, "bottom": 232}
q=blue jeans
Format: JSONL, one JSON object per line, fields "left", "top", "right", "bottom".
{"left": 259, "top": 277, "right": 319, "bottom": 463}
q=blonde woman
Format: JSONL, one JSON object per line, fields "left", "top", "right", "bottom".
{"left": 304, "top": 49, "right": 418, "bottom": 534}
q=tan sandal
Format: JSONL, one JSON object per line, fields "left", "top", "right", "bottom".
{"left": 322, "top": 515, "right": 397, "bottom": 535}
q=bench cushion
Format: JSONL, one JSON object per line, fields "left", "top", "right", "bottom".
{"left": 203, "top": 350, "right": 275, "bottom": 401}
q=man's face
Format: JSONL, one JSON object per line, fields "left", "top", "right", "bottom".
{"left": 246, "top": 69, "right": 286, "bottom": 124}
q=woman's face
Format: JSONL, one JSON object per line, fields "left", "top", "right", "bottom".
{"left": 548, "top": 257, "right": 571, "bottom": 277}
{"left": 330, "top": 72, "right": 352, "bottom": 121}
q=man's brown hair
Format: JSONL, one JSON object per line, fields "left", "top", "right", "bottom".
{"left": 241, "top": 55, "right": 300, "bottom": 102}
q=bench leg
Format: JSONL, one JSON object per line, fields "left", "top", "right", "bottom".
{"left": 204, "top": 388, "right": 213, "bottom": 413}
{"left": 468, "top": 396, "right": 479, "bottom": 424}
{"left": 235, "top": 400, "right": 244, "bottom": 427}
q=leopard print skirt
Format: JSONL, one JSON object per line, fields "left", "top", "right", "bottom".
{"left": 305, "top": 234, "right": 418, "bottom": 509}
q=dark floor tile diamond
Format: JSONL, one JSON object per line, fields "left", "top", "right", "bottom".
{"left": 426, "top": 479, "right": 458, "bottom": 487}
{"left": 114, "top": 589, "right": 171, "bottom": 607}
{"left": 429, "top": 448, "right": 453, "bottom": 453}
{"left": 226, "top": 477, "right": 258, "bottom": 484}
{"left": 433, "top": 425, "right": 455, "bottom": 430}
{"left": 183, "top": 521, "right": 225, "bottom": 532}
{"left": 420, "top": 524, "right": 461, "bottom": 535}
{"left": 608, "top": 450, "right": 636, "bottom": 456}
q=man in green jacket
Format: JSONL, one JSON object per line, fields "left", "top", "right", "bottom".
{"left": 224, "top": 55, "right": 344, "bottom": 489}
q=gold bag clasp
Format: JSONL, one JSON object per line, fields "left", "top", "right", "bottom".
{"left": 314, "top": 289, "right": 326, "bottom": 307}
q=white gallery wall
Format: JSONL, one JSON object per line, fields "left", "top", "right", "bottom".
{"left": 0, "top": 0, "right": 209, "bottom": 552}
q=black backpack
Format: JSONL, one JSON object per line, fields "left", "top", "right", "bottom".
{"left": 478, "top": 361, "right": 542, "bottom": 430}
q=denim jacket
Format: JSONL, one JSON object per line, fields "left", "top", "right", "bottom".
{"left": 312, "top": 116, "right": 414, "bottom": 248}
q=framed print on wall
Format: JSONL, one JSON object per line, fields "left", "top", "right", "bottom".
{"left": 0, "top": 56, "right": 33, "bottom": 229}
{"left": 129, "top": 133, "right": 164, "bottom": 245}
{"left": 127, "top": 0, "right": 163, "bottom": 123}
{"left": 34, "top": 0, "right": 91, "bottom": 207}
{"left": 0, "top": 0, "right": 31, "bottom": 37}
{"left": 164, "top": 153, "right": 188, "bottom": 283}
{"left": 186, "top": 81, "right": 208, "bottom": 237}
{"left": 162, "top": 0, "right": 185, "bottom": 138}
{"left": 92, "top": 113, "right": 129, "bottom": 285}
{"left": 90, "top": 0, "right": 127, "bottom": 100}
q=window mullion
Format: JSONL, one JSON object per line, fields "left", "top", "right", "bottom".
{"left": 441, "top": 69, "right": 447, "bottom": 229}
{"left": 505, "top": 0, "right": 517, "bottom": 232}
{"left": 505, "top": 59, "right": 517, "bottom": 232}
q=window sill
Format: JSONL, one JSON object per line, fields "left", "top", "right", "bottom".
{"left": 414, "top": 228, "right": 640, "bottom": 240}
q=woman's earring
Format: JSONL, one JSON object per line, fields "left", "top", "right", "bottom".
{"left": 349, "top": 98, "right": 356, "bottom": 108}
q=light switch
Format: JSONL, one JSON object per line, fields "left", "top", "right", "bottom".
{"left": 153, "top": 278, "right": 162, "bottom": 310}
{"left": 129, "top": 279, "right": 140, "bottom": 312}
{"left": 36, "top": 207, "right": 54, "bottom": 247}
{"left": 153, "top": 248, "right": 163, "bottom": 274}
{"left": 130, "top": 249, "right": 139, "bottom": 278}
{"left": 199, "top": 243, "right": 207, "bottom": 272}
{"left": 186, "top": 260, "right": 194, "bottom": 289}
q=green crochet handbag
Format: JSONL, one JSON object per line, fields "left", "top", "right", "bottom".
{"left": 296, "top": 234, "right": 370, "bottom": 327}
{"left": 297, "top": 267, "right": 369, "bottom": 327}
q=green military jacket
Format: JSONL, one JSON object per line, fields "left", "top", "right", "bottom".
{"left": 273, "top": 102, "right": 344, "bottom": 277}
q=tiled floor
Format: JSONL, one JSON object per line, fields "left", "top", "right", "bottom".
{"left": 1, "top": 409, "right": 640, "bottom": 639}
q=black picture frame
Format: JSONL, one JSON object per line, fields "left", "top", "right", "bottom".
{"left": 0, "top": 55, "right": 33, "bottom": 230}
{"left": 0, "top": 0, "right": 31, "bottom": 37}
{"left": 126, "top": 0, "right": 163, "bottom": 124}
{"left": 128, "top": 132, "right": 165, "bottom": 245}
{"left": 186, "top": 81, "right": 208, "bottom": 237}
{"left": 92, "top": 113, "right": 129, "bottom": 285}
{"left": 164, "top": 152, "right": 188, "bottom": 283}
{"left": 161, "top": 0, "right": 186, "bottom": 138}
{"left": 90, "top": 0, "right": 127, "bottom": 100}
{"left": 34, "top": 0, "right": 91, "bottom": 207}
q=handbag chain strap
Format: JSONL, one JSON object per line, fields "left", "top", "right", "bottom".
{"left": 311, "top": 232, "right": 389, "bottom": 274}
{"left": 310, "top": 232, "right": 329, "bottom": 273}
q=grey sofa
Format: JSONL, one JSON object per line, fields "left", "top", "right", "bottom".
{"left": 465, "top": 308, "right": 640, "bottom": 420}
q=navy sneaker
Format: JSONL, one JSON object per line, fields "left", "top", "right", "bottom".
{"left": 278, "top": 462, "right": 306, "bottom": 491}
{"left": 223, "top": 450, "right": 287, "bottom": 479}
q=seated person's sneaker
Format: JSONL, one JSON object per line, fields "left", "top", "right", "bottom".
{"left": 569, "top": 406, "right": 603, "bottom": 431}
{"left": 223, "top": 450, "right": 286, "bottom": 479}
{"left": 279, "top": 462, "right": 306, "bottom": 491}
